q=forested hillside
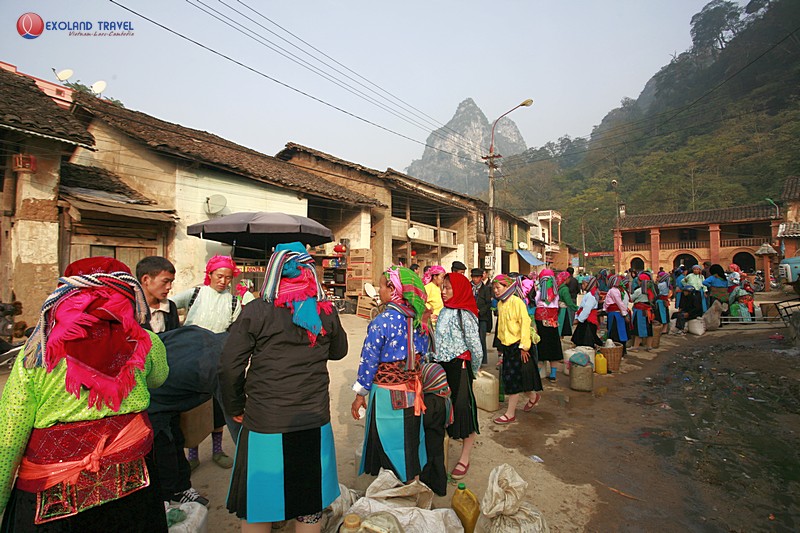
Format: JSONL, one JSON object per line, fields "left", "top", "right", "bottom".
{"left": 498, "top": 0, "right": 800, "bottom": 252}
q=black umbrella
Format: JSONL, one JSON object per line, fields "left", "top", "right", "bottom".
{"left": 187, "top": 212, "right": 334, "bottom": 252}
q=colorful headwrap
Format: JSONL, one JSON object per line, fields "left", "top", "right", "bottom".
{"left": 598, "top": 269, "right": 608, "bottom": 280}
{"left": 691, "top": 264, "right": 702, "bottom": 271}
{"left": 491, "top": 274, "right": 518, "bottom": 302}
{"left": 23, "top": 257, "right": 152, "bottom": 411}
{"left": 422, "top": 265, "right": 445, "bottom": 285}
{"left": 556, "top": 271, "right": 571, "bottom": 287}
{"left": 444, "top": 273, "right": 479, "bottom": 317}
{"left": 538, "top": 268, "right": 557, "bottom": 304}
{"left": 608, "top": 274, "right": 625, "bottom": 290}
{"left": 729, "top": 263, "right": 741, "bottom": 273}
{"left": 528, "top": 271, "right": 539, "bottom": 283}
{"left": 384, "top": 266, "right": 428, "bottom": 330}
{"left": 519, "top": 276, "right": 535, "bottom": 303}
{"left": 421, "top": 362, "right": 453, "bottom": 427}
{"left": 638, "top": 272, "right": 656, "bottom": 301}
{"left": 204, "top": 255, "right": 241, "bottom": 286}
{"left": 261, "top": 242, "right": 331, "bottom": 346}
{"left": 584, "top": 275, "right": 598, "bottom": 294}
{"left": 657, "top": 271, "right": 671, "bottom": 284}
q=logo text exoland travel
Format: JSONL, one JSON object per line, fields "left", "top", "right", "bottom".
{"left": 46, "top": 20, "right": 134, "bottom": 32}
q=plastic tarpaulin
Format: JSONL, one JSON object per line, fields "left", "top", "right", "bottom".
{"left": 517, "top": 249, "right": 545, "bottom": 266}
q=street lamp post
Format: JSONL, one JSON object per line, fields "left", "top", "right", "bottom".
{"left": 484, "top": 98, "right": 533, "bottom": 272}
{"left": 581, "top": 207, "right": 600, "bottom": 270}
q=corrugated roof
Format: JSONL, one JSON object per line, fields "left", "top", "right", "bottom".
{"left": 781, "top": 176, "right": 800, "bottom": 202}
{"left": 73, "top": 94, "right": 381, "bottom": 207}
{"left": 778, "top": 222, "right": 800, "bottom": 238}
{"left": 0, "top": 68, "right": 93, "bottom": 146}
{"left": 620, "top": 204, "right": 777, "bottom": 230}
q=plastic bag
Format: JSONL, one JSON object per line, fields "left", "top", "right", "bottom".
{"left": 320, "top": 483, "right": 363, "bottom": 533}
{"left": 687, "top": 318, "right": 706, "bottom": 336}
{"left": 344, "top": 469, "right": 462, "bottom": 533}
{"left": 364, "top": 468, "right": 433, "bottom": 509}
{"left": 478, "top": 463, "right": 549, "bottom": 533}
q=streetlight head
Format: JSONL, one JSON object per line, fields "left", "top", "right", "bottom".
{"left": 520, "top": 99, "right": 534, "bottom": 107}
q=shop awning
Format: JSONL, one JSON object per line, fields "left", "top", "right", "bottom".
{"left": 517, "top": 249, "right": 545, "bottom": 266}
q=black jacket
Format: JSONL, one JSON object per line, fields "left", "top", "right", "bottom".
{"left": 473, "top": 282, "right": 493, "bottom": 326}
{"left": 219, "top": 299, "right": 348, "bottom": 434}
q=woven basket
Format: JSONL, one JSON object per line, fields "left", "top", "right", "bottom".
{"left": 651, "top": 322, "right": 663, "bottom": 349}
{"left": 599, "top": 343, "right": 624, "bottom": 372}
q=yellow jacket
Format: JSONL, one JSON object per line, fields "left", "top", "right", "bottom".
{"left": 425, "top": 283, "right": 443, "bottom": 316}
{"left": 496, "top": 295, "right": 532, "bottom": 351}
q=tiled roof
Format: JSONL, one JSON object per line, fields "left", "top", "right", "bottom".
{"left": 60, "top": 162, "right": 153, "bottom": 204}
{"left": 781, "top": 176, "right": 800, "bottom": 201}
{"left": 0, "top": 68, "right": 93, "bottom": 146}
{"left": 73, "top": 94, "right": 381, "bottom": 207}
{"left": 620, "top": 204, "right": 778, "bottom": 230}
{"left": 276, "top": 142, "right": 383, "bottom": 177}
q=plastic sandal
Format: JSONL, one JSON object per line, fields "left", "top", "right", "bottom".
{"left": 493, "top": 414, "right": 516, "bottom": 424}
{"left": 523, "top": 393, "right": 541, "bottom": 412}
{"left": 451, "top": 461, "right": 470, "bottom": 479}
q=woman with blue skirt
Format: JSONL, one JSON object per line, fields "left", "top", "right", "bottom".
{"left": 603, "top": 275, "right": 630, "bottom": 358}
{"left": 220, "top": 242, "right": 348, "bottom": 532}
{"left": 351, "top": 266, "right": 429, "bottom": 483}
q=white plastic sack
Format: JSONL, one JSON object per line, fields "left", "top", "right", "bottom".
{"left": 703, "top": 300, "right": 723, "bottom": 331}
{"left": 478, "top": 463, "right": 549, "bottom": 533}
{"left": 687, "top": 318, "right": 706, "bottom": 336}
{"left": 364, "top": 468, "right": 433, "bottom": 509}
{"left": 603, "top": 338, "right": 616, "bottom": 348}
{"left": 167, "top": 502, "right": 208, "bottom": 533}
{"left": 321, "top": 483, "right": 364, "bottom": 533}
{"left": 346, "top": 498, "right": 463, "bottom": 533}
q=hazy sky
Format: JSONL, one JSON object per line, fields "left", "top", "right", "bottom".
{"left": 2, "top": 1, "right": 712, "bottom": 171}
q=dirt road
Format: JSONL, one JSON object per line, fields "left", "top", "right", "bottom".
{"left": 187, "top": 316, "right": 799, "bottom": 532}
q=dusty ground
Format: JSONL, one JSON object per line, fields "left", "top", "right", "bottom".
{"left": 2, "top": 302, "right": 797, "bottom": 532}
{"left": 188, "top": 312, "right": 799, "bottom": 533}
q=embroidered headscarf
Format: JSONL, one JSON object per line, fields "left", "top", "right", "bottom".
{"left": 204, "top": 255, "right": 241, "bottom": 286}
{"left": 384, "top": 265, "right": 428, "bottom": 330}
{"left": 422, "top": 265, "right": 445, "bottom": 285}
{"left": 657, "top": 271, "right": 671, "bottom": 285}
{"left": 443, "top": 273, "right": 479, "bottom": 317}
{"left": 421, "top": 362, "right": 453, "bottom": 427}
{"left": 729, "top": 263, "right": 741, "bottom": 273}
{"left": 556, "top": 271, "right": 571, "bottom": 287}
{"left": 24, "top": 257, "right": 152, "bottom": 411}
{"left": 538, "top": 269, "right": 557, "bottom": 304}
{"left": 261, "top": 242, "right": 331, "bottom": 346}
{"left": 492, "top": 274, "right": 518, "bottom": 302}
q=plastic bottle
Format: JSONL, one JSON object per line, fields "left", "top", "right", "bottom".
{"left": 498, "top": 372, "right": 505, "bottom": 402}
{"left": 452, "top": 482, "right": 480, "bottom": 533}
{"left": 595, "top": 352, "right": 607, "bottom": 375}
{"left": 339, "top": 513, "right": 361, "bottom": 533}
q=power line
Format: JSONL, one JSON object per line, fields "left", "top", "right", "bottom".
{"left": 109, "top": 0, "right": 487, "bottom": 168}
{"left": 185, "top": 0, "right": 485, "bottom": 159}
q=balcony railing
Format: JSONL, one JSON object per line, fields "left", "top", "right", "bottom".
{"left": 621, "top": 244, "right": 649, "bottom": 252}
{"left": 390, "top": 217, "right": 457, "bottom": 247}
{"left": 721, "top": 238, "right": 768, "bottom": 247}
{"left": 660, "top": 240, "right": 709, "bottom": 250}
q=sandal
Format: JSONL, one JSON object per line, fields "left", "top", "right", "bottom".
{"left": 523, "top": 393, "right": 541, "bottom": 412}
{"left": 493, "top": 414, "right": 516, "bottom": 424}
{"left": 451, "top": 461, "right": 470, "bottom": 480}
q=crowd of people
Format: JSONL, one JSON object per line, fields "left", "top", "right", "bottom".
{"left": 0, "top": 247, "right": 760, "bottom": 532}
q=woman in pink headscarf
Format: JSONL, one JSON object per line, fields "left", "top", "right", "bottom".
{"left": 171, "top": 255, "right": 243, "bottom": 471}
{"left": 556, "top": 271, "right": 578, "bottom": 339}
{"left": 423, "top": 265, "right": 446, "bottom": 322}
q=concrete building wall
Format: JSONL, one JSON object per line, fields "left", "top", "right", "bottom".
{"left": 6, "top": 139, "right": 63, "bottom": 325}
{"left": 72, "top": 122, "right": 177, "bottom": 210}
{"left": 172, "top": 166, "right": 307, "bottom": 290}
